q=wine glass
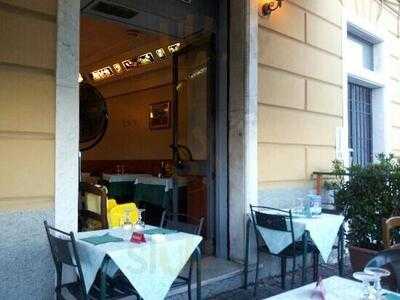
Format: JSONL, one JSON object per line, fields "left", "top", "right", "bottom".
{"left": 133, "top": 209, "right": 146, "bottom": 233}
{"left": 353, "top": 271, "right": 376, "bottom": 299}
{"left": 120, "top": 209, "right": 133, "bottom": 230}
{"left": 364, "top": 267, "right": 391, "bottom": 298}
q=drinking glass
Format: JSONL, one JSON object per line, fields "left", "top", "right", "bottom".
{"left": 353, "top": 271, "right": 376, "bottom": 299}
{"left": 364, "top": 267, "right": 391, "bottom": 298}
{"left": 120, "top": 209, "right": 133, "bottom": 230}
{"left": 134, "top": 209, "right": 146, "bottom": 233}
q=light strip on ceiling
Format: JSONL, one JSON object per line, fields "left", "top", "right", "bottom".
{"left": 87, "top": 42, "right": 182, "bottom": 82}
{"left": 90, "top": 66, "right": 113, "bottom": 81}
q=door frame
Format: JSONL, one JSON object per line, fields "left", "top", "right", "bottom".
{"left": 55, "top": 0, "right": 257, "bottom": 261}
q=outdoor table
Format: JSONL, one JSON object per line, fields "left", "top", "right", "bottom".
{"left": 265, "top": 275, "right": 400, "bottom": 299}
{"left": 245, "top": 213, "right": 345, "bottom": 285}
{"left": 76, "top": 227, "right": 202, "bottom": 300}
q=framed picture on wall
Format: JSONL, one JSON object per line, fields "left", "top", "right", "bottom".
{"left": 149, "top": 101, "right": 171, "bottom": 130}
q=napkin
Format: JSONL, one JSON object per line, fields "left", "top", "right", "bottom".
{"left": 143, "top": 228, "right": 177, "bottom": 235}
{"left": 311, "top": 277, "right": 326, "bottom": 300}
{"left": 80, "top": 233, "right": 124, "bottom": 245}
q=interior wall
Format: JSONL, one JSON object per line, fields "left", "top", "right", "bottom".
{"left": 0, "top": 0, "right": 57, "bottom": 298}
{"left": 257, "top": 0, "right": 344, "bottom": 205}
{"left": 83, "top": 67, "right": 174, "bottom": 161}
{"left": 83, "top": 53, "right": 209, "bottom": 164}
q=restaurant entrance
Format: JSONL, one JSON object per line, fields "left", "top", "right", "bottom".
{"left": 78, "top": 0, "right": 228, "bottom": 257}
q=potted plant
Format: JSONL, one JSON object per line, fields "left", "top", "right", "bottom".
{"left": 334, "top": 154, "right": 400, "bottom": 271}
{"left": 322, "top": 160, "right": 346, "bottom": 206}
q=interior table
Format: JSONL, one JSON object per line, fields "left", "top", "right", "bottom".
{"left": 102, "top": 174, "right": 152, "bottom": 202}
{"left": 134, "top": 176, "right": 187, "bottom": 214}
{"left": 76, "top": 227, "right": 202, "bottom": 300}
{"left": 265, "top": 275, "right": 400, "bottom": 299}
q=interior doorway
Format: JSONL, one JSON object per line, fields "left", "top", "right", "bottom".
{"left": 77, "top": 0, "right": 227, "bottom": 257}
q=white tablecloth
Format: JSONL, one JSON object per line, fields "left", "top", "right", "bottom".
{"left": 135, "top": 176, "right": 188, "bottom": 191}
{"left": 266, "top": 276, "right": 397, "bottom": 299}
{"left": 102, "top": 173, "right": 152, "bottom": 183}
{"left": 76, "top": 227, "right": 202, "bottom": 300}
{"left": 257, "top": 213, "right": 344, "bottom": 262}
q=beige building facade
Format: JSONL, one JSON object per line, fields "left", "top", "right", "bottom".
{"left": 1, "top": 0, "right": 400, "bottom": 298}
{"left": 258, "top": 0, "right": 400, "bottom": 205}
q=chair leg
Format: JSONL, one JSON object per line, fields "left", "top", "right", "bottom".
{"left": 188, "top": 280, "right": 192, "bottom": 300}
{"left": 244, "top": 218, "right": 250, "bottom": 289}
{"left": 56, "top": 266, "right": 63, "bottom": 300}
{"left": 291, "top": 256, "right": 296, "bottom": 288}
{"left": 302, "top": 232, "right": 308, "bottom": 284}
{"left": 254, "top": 250, "right": 260, "bottom": 298}
{"left": 313, "top": 252, "right": 319, "bottom": 281}
{"left": 188, "top": 257, "right": 193, "bottom": 300}
{"left": 280, "top": 257, "right": 286, "bottom": 290}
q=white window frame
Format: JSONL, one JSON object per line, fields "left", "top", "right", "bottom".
{"left": 342, "top": 11, "right": 392, "bottom": 167}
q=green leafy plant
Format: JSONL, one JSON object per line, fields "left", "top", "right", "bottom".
{"left": 335, "top": 154, "right": 400, "bottom": 250}
{"left": 323, "top": 159, "right": 347, "bottom": 191}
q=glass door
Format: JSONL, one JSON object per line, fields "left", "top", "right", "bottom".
{"left": 171, "top": 37, "right": 216, "bottom": 255}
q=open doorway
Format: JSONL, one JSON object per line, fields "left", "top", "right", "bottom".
{"left": 78, "top": 0, "right": 224, "bottom": 257}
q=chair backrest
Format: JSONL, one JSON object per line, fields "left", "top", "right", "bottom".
{"left": 44, "top": 221, "right": 87, "bottom": 295}
{"left": 366, "top": 248, "right": 400, "bottom": 292}
{"left": 249, "top": 205, "right": 295, "bottom": 250}
{"left": 108, "top": 203, "right": 139, "bottom": 228}
{"left": 79, "top": 182, "right": 108, "bottom": 229}
{"left": 250, "top": 205, "right": 293, "bottom": 232}
{"left": 383, "top": 217, "right": 400, "bottom": 249}
{"left": 160, "top": 211, "right": 204, "bottom": 235}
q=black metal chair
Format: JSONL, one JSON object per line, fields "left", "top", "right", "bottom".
{"left": 44, "top": 221, "right": 139, "bottom": 299}
{"left": 366, "top": 248, "right": 400, "bottom": 292}
{"left": 160, "top": 211, "right": 204, "bottom": 300}
{"left": 245, "top": 205, "right": 320, "bottom": 296}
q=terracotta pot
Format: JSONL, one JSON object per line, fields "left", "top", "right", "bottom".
{"left": 349, "top": 245, "right": 378, "bottom": 272}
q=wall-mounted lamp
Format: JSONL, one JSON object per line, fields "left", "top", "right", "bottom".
{"left": 260, "top": 0, "right": 283, "bottom": 16}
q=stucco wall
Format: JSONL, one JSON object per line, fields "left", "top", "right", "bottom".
{"left": 257, "top": 0, "right": 343, "bottom": 204}
{"left": 342, "top": 0, "right": 400, "bottom": 158}
{"left": 0, "top": 1, "right": 57, "bottom": 298}
{"left": 258, "top": 0, "right": 400, "bottom": 204}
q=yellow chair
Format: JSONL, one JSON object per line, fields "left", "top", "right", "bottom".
{"left": 108, "top": 203, "right": 139, "bottom": 229}
{"left": 107, "top": 198, "right": 118, "bottom": 213}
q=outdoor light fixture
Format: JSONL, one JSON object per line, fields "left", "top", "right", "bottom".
{"left": 260, "top": 0, "right": 283, "bottom": 16}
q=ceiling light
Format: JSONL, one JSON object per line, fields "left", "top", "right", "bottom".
{"left": 122, "top": 59, "right": 137, "bottom": 70}
{"left": 168, "top": 43, "right": 181, "bottom": 54}
{"left": 189, "top": 65, "right": 207, "bottom": 79}
{"left": 137, "top": 52, "right": 155, "bottom": 65}
{"left": 155, "top": 48, "right": 167, "bottom": 59}
{"left": 113, "top": 63, "right": 123, "bottom": 73}
{"left": 90, "top": 66, "right": 113, "bottom": 81}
